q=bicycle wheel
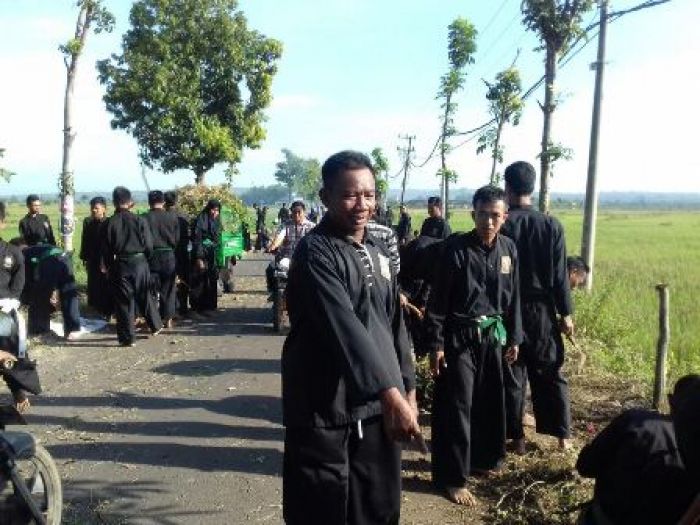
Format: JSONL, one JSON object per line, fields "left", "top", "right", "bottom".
{"left": 11, "top": 444, "right": 62, "bottom": 525}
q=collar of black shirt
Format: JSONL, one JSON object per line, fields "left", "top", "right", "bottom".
{"left": 315, "top": 215, "right": 379, "bottom": 248}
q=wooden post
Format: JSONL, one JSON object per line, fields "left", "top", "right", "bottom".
{"left": 652, "top": 284, "right": 670, "bottom": 410}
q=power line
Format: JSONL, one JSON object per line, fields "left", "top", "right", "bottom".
{"left": 480, "top": 0, "right": 514, "bottom": 37}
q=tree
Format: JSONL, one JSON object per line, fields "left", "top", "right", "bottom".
{"left": 241, "top": 184, "right": 288, "bottom": 205}
{"left": 521, "top": 0, "right": 594, "bottom": 212}
{"left": 436, "top": 18, "right": 477, "bottom": 218}
{"left": 274, "top": 149, "right": 305, "bottom": 202}
{"left": 370, "top": 147, "right": 390, "bottom": 202}
{"left": 0, "top": 148, "right": 15, "bottom": 183}
{"left": 295, "top": 158, "right": 321, "bottom": 203}
{"left": 97, "top": 0, "right": 282, "bottom": 186}
{"left": 60, "top": 0, "right": 114, "bottom": 251}
{"left": 477, "top": 66, "right": 524, "bottom": 185}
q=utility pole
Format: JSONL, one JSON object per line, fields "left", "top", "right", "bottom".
{"left": 397, "top": 134, "right": 415, "bottom": 206}
{"left": 580, "top": 0, "right": 608, "bottom": 292}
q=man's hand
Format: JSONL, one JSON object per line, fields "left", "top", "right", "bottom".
{"left": 195, "top": 258, "right": 206, "bottom": 271}
{"left": 380, "top": 387, "right": 421, "bottom": 442}
{"left": 559, "top": 315, "right": 574, "bottom": 338}
{"left": 430, "top": 350, "right": 446, "bottom": 377}
{"left": 504, "top": 345, "right": 519, "bottom": 365}
{"left": 405, "top": 389, "right": 418, "bottom": 419}
{"left": 0, "top": 349, "right": 17, "bottom": 364}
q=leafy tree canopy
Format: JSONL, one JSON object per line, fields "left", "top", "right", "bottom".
{"left": 0, "top": 148, "right": 14, "bottom": 183}
{"left": 97, "top": 0, "right": 282, "bottom": 184}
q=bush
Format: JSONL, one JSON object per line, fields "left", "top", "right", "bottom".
{"left": 175, "top": 184, "right": 251, "bottom": 226}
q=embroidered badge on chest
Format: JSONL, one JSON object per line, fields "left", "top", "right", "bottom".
{"left": 500, "top": 255, "right": 512, "bottom": 274}
{"left": 378, "top": 253, "right": 392, "bottom": 281}
{"left": 3, "top": 256, "right": 13, "bottom": 270}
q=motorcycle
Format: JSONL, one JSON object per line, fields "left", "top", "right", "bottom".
{"left": 271, "top": 257, "right": 290, "bottom": 333}
{"left": 0, "top": 358, "right": 62, "bottom": 525}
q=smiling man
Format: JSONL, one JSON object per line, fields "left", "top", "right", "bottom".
{"left": 426, "top": 185, "right": 522, "bottom": 507}
{"left": 281, "top": 150, "right": 420, "bottom": 525}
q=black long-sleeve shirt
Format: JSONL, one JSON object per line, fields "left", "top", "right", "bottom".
{"left": 19, "top": 213, "right": 56, "bottom": 246}
{"left": 191, "top": 210, "right": 220, "bottom": 260}
{"left": 501, "top": 205, "right": 572, "bottom": 315}
{"left": 0, "top": 240, "right": 24, "bottom": 299}
{"left": 282, "top": 216, "right": 415, "bottom": 428}
{"left": 420, "top": 216, "right": 451, "bottom": 240}
{"left": 425, "top": 230, "right": 522, "bottom": 352}
{"left": 80, "top": 217, "right": 107, "bottom": 263}
{"left": 144, "top": 208, "right": 180, "bottom": 250}
{"left": 577, "top": 409, "right": 698, "bottom": 525}
{"left": 101, "top": 209, "right": 154, "bottom": 268}
{"left": 396, "top": 212, "right": 412, "bottom": 242}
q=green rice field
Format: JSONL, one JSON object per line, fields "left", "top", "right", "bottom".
{"left": 4, "top": 202, "right": 698, "bottom": 382}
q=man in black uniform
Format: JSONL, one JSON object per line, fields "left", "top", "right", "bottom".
{"left": 19, "top": 194, "right": 56, "bottom": 246}
{"left": 102, "top": 186, "right": 162, "bottom": 346}
{"left": 576, "top": 374, "right": 700, "bottom": 525}
{"left": 420, "top": 196, "right": 451, "bottom": 239}
{"left": 501, "top": 161, "right": 574, "bottom": 453}
{"left": 396, "top": 204, "right": 412, "bottom": 246}
{"left": 0, "top": 202, "right": 41, "bottom": 412}
{"left": 80, "top": 196, "right": 112, "bottom": 319}
{"left": 425, "top": 185, "right": 522, "bottom": 507}
{"left": 277, "top": 202, "right": 290, "bottom": 223}
{"left": 164, "top": 191, "right": 191, "bottom": 318}
{"left": 190, "top": 199, "right": 221, "bottom": 316}
{"left": 282, "top": 150, "right": 421, "bottom": 525}
{"left": 16, "top": 239, "right": 81, "bottom": 339}
{"left": 145, "top": 190, "right": 179, "bottom": 327}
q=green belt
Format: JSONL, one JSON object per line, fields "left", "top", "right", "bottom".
{"left": 117, "top": 252, "right": 145, "bottom": 260}
{"left": 29, "top": 247, "right": 63, "bottom": 266}
{"left": 477, "top": 315, "right": 507, "bottom": 346}
{"left": 153, "top": 247, "right": 173, "bottom": 252}
{"left": 202, "top": 239, "right": 216, "bottom": 248}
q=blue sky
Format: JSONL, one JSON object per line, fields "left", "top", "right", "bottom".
{"left": 1, "top": 0, "right": 698, "bottom": 196}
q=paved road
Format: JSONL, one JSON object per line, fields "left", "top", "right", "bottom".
{"left": 20, "top": 253, "right": 475, "bottom": 524}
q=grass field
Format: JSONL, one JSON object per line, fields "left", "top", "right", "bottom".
{"left": 4, "top": 202, "right": 698, "bottom": 383}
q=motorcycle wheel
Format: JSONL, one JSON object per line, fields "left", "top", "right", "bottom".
{"left": 11, "top": 444, "right": 63, "bottom": 525}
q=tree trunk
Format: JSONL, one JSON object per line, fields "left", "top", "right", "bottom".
{"left": 490, "top": 119, "right": 505, "bottom": 185}
{"left": 195, "top": 169, "right": 206, "bottom": 185}
{"left": 539, "top": 43, "right": 557, "bottom": 213}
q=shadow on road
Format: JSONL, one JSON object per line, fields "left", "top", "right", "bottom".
{"left": 152, "top": 358, "right": 280, "bottom": 376}
{"left": 48, "top": 441, "right": 283, "bottom": 476}
{"left": 63, "top": 480, "right": 218, "bottom": 525}
{"left": 34, "top": 393, "right": 283, "bottom": 424}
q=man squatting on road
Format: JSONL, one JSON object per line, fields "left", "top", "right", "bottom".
{"left": 281, "top": 150, "right": 422, "bottom": 525}
{"left": 425, "top": 185, "right": 522, "bottom": 507}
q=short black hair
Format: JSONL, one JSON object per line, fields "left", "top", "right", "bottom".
{"left": 113, "top": 186, "right": 132, "bottom": 207}
{"left": 671, "top": 374, "right": 700, "bottom": 473}
{"left": 26, "top": 194, "right": 40, "bottom": 207}
{"left": 0, "top": 201, "right": 6, "bottom": 222}
{"left": 321, "top": 150, "right": 374, "bottom": 190}
{"left": 290, "top": 200, "right": 306, "bottom": 211}
{"left": 206, "top": 199, "right": 221, "bottom": 211}
{"left": 504, "top": 161, "right": 536, "bottom": 196}
{"left": 427, "top": 196, "right": 442, "bottom": 207}
{"left": 89, "top": 196, "right": 106, "bottom": 208}
{"left": 164, "top": 191, "right": 177, "bottom": 207}
{"left": 148, "top": 190, "right": 165, "bottom": 206}
{"left": 472, "top": 185, "right": 507, "bottom": 208}
{"left": 567, "top": 256, "right": 590, "bottom": 274}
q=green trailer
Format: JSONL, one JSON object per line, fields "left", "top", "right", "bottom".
{"left": 216, "top": 206, "right": 245, "bottom": 268}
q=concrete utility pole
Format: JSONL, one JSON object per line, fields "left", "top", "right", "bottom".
{"left": 580, "top": 0, "right": 608, "bottom": 292}
{"left": 397, "top": 134, "right": 415, "bottom": 206}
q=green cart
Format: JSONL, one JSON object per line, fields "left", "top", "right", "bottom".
{"left": 215, "top": 206, "right": 245, "bottom": 269}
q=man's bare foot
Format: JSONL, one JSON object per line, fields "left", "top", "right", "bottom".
{"left": 513, "top": 438, "right": 526, "bottom": 455}
{"left": 558, "top": 438, "right": 571, "bottom": 450}
{"left": 446, "top": 486, "right": 477, "bottom": 507}
{"left": 522, "top": 412, "right": 536, "bottom": 427}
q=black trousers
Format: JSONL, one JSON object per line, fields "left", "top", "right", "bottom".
{"left": 0, "top": 311, "right": 41, "bottom": 396}
{"left": 189, "top": 251, "right": 217, "bottom": 312}
{"left": 431, "top": 328, "right": 507, "bottom": 488}
{"left": 504, "top": 299, "right": 571, "bottom": 440}
{"left": 284, "top": 416, "right": 401, "bottom": 525}
{"left": 175, "top": 249, "right": 190, "bottom": 315}
{"left": 86, "top": 259, "right": 113, "bottom": 318}
{"left": 149, "top": 251, "right": 177, "bottom": 321}
{"left": 110, "top": 258, "right": 162, "bottom": 344}
{"left": 25, "top": 258, "right": 81, "bottom": 336}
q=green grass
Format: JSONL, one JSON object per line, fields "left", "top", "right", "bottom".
{"left": 408, "top": 207, "right": 700, "bottom": 383}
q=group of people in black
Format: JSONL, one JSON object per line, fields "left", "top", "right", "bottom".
{"left": 280, "top": 150, "right": 699, "bottom": 525}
